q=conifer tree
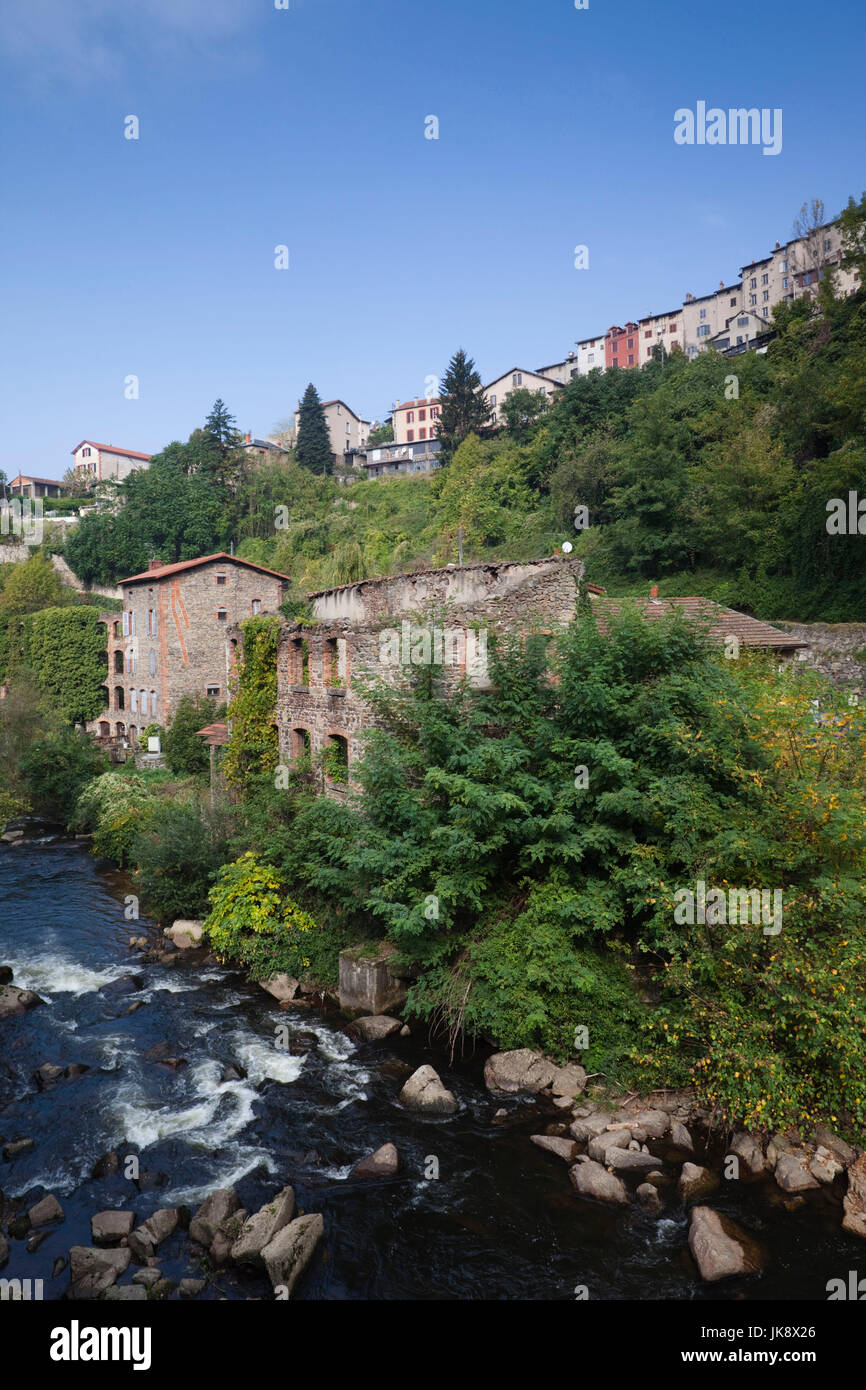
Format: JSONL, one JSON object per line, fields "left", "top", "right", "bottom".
{"left": 296, "top": 384, "right": 334, "bottom": 475}
{"left": 436, "top": 349, "right": 491, "bottom": 462}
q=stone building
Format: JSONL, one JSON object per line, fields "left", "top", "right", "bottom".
{"left": 91, "top": 552, "right": 289, "bottom": 746}
{"left": 274, "top": 557, "right": 590, "bottom": 791}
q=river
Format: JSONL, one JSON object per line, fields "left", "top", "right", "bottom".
{"left": 0, "top": 840, "right": 861, "bottom": 1300}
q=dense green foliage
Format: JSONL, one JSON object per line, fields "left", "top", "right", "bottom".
{"left": 131, "top": 800, "right": 231, "bottom": 921}
{"left": 164, "top": 694, "right": 223, "bottom": 776}
{"left": 295, "top": 383, "right": 333, "bottom": 476}
{"left": 27, "top": 606, "right": 107, "bottom": 724}
{"left": 203, "top": 851, "right": 315, "bottom": 979}
{"left": 437, "top": 348, "right": 492, "bottom": 460}
{"left": 222, "top": 616, "right": 280, "bottom": 791}
{"left": 18, "top": 728, "right": 107, "bottom": 822}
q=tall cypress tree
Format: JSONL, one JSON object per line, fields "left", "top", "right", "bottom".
{"left": 436, "top": 349, "right": 491, "bottom": 462}
{"left": 296, "top": 384, "right": 333, "bottom": 475}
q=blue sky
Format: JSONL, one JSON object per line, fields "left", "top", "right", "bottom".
{"left": 1, "top": 0, "right": 863, "bottom": 475}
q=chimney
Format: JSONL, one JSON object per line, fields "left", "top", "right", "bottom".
{"left": 775, "top": 241, "right": 781, "bottom": 250}
{"left": 245, "top": 432, "right": 251, "bottom": 443}
{"left": 148, "top": 559, "right": 161, "bottom": 571}
{"left": 650, "top": 584, "right": 658, "bottom": 598}
{"left": 719, "top": 280, "right": 724, "bottom": 289}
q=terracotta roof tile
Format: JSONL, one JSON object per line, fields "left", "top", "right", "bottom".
{"left": 590, "top": 595, "right": 807, "bottom": 648}
{"left": 121, "top": 552, "right": 290, "bottom": 585}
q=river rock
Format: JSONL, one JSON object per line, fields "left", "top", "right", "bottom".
{"left": 351, "top": 1144, "right": 400, "bottom": 1178}
{"left": 569, "top": 1112, "right": 612, "bottom": 1143}
{"left": 52, "top": 1256, "right": 67, "bottom": 1278}
{"left": 28, "top": 1194, "right": 64, "bottom": 1228}
{"left": 0, "top": 966, "right": 13, "bottom": 984}
{"left": 815, "top": 1125, "right": 857, "bottom": 1167}
{"left": 262, "top": 1213, "right": 324, "bottom": 1296}
{"left": 231, "top": 1187, "right": 296, "bottom": 1264}
{"left": 605, "top": 1146, "right": 660, "bottom": 1174}
{"left": 0, "top": 1233, "right": 8, "bottom": 1268}
{"left": 132, "top": 1268, "right": 162, "bottom": 1287}
{"left": 588, "top": 1129, "right": 632, "bottom": 1162}
{"left": 637, "top": 1182, "right": 663, "bottom": 1215}
{"left": 220, "top": 1063, "right": 247, "bottom": 1083}
{"left": 69, "top": 1245, "right": 132, "bottom": 1298}
{"left": 91, "top": 1151, "right": 121, "bottom": 1179}
{"left": 842, "top": 1154, "right": 866, "bottom": 1239}
{"left": 346, "top": 1015, "right": 403, "bottom": 1043}
{"left": 669, "top": 1121, "right": 694, "bottom": 1153}
{"left": 92, "top": 1211, "right": 135, "bottom": 1245}
{"left": 688, "top": 1206, "right": 765, "bottom": 1283}
{"left": 33, "top": 1062, "right": 64, "bottom": 1090}
{"left": 0, "top": 985, "right": 44, "bottom": 1020}
{"left": 809, "top": 1147, "right": 844, "bottom": 1185}
{"left": 727, "top": 1132, "right": 766, "bottom": 1177}
{"left": 398, "top": 1065, "right": 458, "bottom": 1115}
{"left": 260, "top": 973, "right": 299, "bottom": 1002}
{"left": 774, "top": 1151, "right": 820, "bottom": 1193}
{"left": 99, "top": 975, "right": 143, "bottom": 997}
{"left": 190, "top": 1188, "right": 241, "bottom": 1247}
{"left": 679, "top": 1163, "right": 720, "bottom": 1201}
{"left": 211, "top": 1210, "right": 247, "bottom": 1266}
{"left": 164, "top": 919, "right": 204, "bottom": 949}
{"left": 483, "top": 1049, "right": 558, "bottom": 1094}
{"left": 104, "top": 1284, "right": 147, "bottom": 1301}
{"left": 1, "top": 830, "right": 24, "bottom": 842}
{"left": 2, "top": 1137, "right": 34, "bottom": 1160}
{"left": 530, "top": 1135, "right": 578, "bottom": 1163}
{"left": 568, "top": 1159, "right": 629, "bottom": 1206}
{"left": 551, "top": 1064, "right": 587, "bottom": 1098}
{"left": 64, "top": 1063, "right": 90, "bottom": 1081}
{"left": 179, "top": 1277, "right": 207, "bottom": 1298}
{"left": 633, "top": 1109, "right": 670, "bottom": 1139}
{"left": 128, "top": 1208, "right": 180, "bottom": 1262}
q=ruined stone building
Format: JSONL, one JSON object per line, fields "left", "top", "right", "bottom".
{"left": 91, "top": 553, "right": 289, "bottom": 745}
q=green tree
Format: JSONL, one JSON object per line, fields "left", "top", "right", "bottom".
{"left": 164, "top": 694, "right": 223, "bottom": 776}
{"left": 296, "top": 384, "right": 334, "bottom": 476}
{"left": 19, "top": 728, "right": 107, "bottom": 823}
{"left": 838, "top": 190, "right": 866, "bottom": 285}
{"left": 0, "top": 555, "right": 69, "bottom": 615}
{"left": 436, "top": 349, "right": 491, "bottom": 460}
{"left": 366, "top": 421, "right": 394, "bottom": 446}
{"left": 28, "top": 606, "right": 108, "bottom": 724}
{"left": 500, "top": 386, "right": 550, "bottom": 443}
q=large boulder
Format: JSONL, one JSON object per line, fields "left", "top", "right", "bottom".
{"left": 346, "top": 1015, "right": 402, "bottom": 1043}
{"left": 128, "top": 1208, "right": 180, "bottom": 1263}
{"left": 632, "top": 1109, "right": 670, "bottom": 1139}
{"left": 0, "top": 985, "right": 44, "bottom": 1020}
{"left": 28, "top": 1194, "right": 64, "bottom": 1228}
{"left": 262, "top": 1213, "right": 324, "bottom": 1296}
{"left": 604, "top": 1147, "right": 660, "bottom": 1175}
{"left": 398, "top": 1065, "right": 458, "bottom": 1115}
{"left": 679, "top": 1163, "right": 721, "bottom": 1201}
{"left": 91, "top": 1211, "right": 135, "bottom": 1245}
{"left": 69, "top": 1245, "right": 131, "bottom": 1299}
{"left": 815, "top": 1125, "right": 857, "bottom": 1167}
{"left": 569, "top": 1113, "right": 612, "bottom": 1143}
{"left": 231, "top": 1187, "right": 296, "bottom": 1265}
{"left": 842, "top": 1155, "right": 866, "bottom": 1239}
{"left": 550, "top": 1064, "right": 587, "bottom": 1098}
{"left": 259, "top": 974, "right": 299, "bottom": 1003}
{"left": 727, "top": 1132, "right": 766, "bottom": 1177}
{"left": 688, "top": 1207, "right": 765, "bottom": 1283}
{"left": 568, "top": 1159, "right": 629, "bottom": 1206}
{"left": 350, "top": 1144, "right": 400, "bottom": 1178}
{"left": 483, "top": 1049, "right": 558, "bottom": 1095}
{"left": 163, "top": 919, "right": 204, "bottom": 949}
{"left": 588, "top": 1129, "right": 632, "bottom": 1163}
{"left": 190, "top": 1188, "right": 240, "bottom": 1248}
{"left": 637, "top": 1182, "right": 663, "bottom": 1216}
{"left": 530, "top": 1135, "right": 578, "bottom": 1163}
{"left": 774, "top": 1151, "right": 820, "bottom": 1194}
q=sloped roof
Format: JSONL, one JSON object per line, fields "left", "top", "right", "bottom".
{"left": 590, "top": 595, "right": 807, "bottom": 649}
{"left": 71, "top": 441, "right": 151, "bottom": 460}
{"left": 195, "top": 721, "right": 228, "bottom": 746}
{"left": 121, "top": 552, "right": 290, "bottom": 585}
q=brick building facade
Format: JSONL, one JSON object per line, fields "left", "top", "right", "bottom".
{"left": 92, "top": 553, "right": 289, "bottom": 745}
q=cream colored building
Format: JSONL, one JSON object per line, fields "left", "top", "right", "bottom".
{"left": 289, "top": 399, "right": 371, "bottom": 461}
{"left": 681, "top": 282, "right": 742, "bottom": 359}
{"left": 484, "top": 368, "right": 561, "bottom": 426}
{"left": 71, "top": 440, "right": 151, "bottom": 484}
{"left": 538, "top": 335, "right": 605, "bottom": 384}
{"left": 636, "top": 307, "right": 684, "bottom": 366}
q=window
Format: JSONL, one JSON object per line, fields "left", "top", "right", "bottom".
{"left": 430, "top": 406, "right": 439, "bottom": 417}
{"left": 669, "top": 323, "right": 677, "bottom": 332}
{"left": 628, "top": 354, "right": 634, "bottom": 365}
{"left": 419, "top": 428, "right": 426, "bottom": 439}
{"left": 122, "top": 611, "right": 129, "bottom": 637}
{"left": 737, "top": 335, "right": 745, "bottom": 344}
{"left": 763, "top": 290, "right": 769, "bottom": 301}
{"left": 146, "top": 609, "right": 156, "bottom": 635}
{"left": 419, "top": 409, "right": 426, "bottom": 421}
{"left": 292, "top": 728, "right": 311, "bottom": 759}
{"left": 489, "top": 395, "right": 496, "bottom": 407}
{"left": 780, "top": 259, "right": 788, "bottom": 272}
{"left": 149, "top": 649, "right": 156, "bottom": 676}
{"left": 783, "top": 276, "right": 789, "bottom": 289}
{"left": 406, "top": 411, "right": 414, "bottom": 423}
{"left": 83, "top": 447, "right": 91, "bottom": 458}
{"left": 762, "top": 307, "right": 769, "bottom": 317}
{"left": 346, "top": 421, "right": 350, "bottom": 433}
{"left": 206, "top": 685, "right": 220, "bottom": 698}
{"left": 114, "top": 686, "right": 124, "bottom": 711}
{"left": 290, "top": 637, "right": 309, "bottom": 686}
{"left": 150, "top": 692, "right": 157, "bottom": 716}
{"left": 761, "top": 273, "right": 768, "bottom": 284}
{"left": 643, "top": 329, "right": 651, "bottom": 338}
{"left": 750, "top": 277, "right": 757, "bottom": 288}
{"left": 737, "top": 316, "right": 750, "bottom": 326}
{"left": 127, "top": 649, "right": 136, "bottom": 675}
{"left": 587, "top": 354, "right": 594, "bottom": 364}
{"left": 251, "top": 599, "right": 261, "bottom": 615}
{"left": 131, "top": 688, "right": 138, "bottom": 713}
{"left": 217, "top": 609, "right": 228, "bottom": 622}
{"left": 407, "top": 430, "right": 414, "bottom": 442}
{"left": 749, "top": 294, "right": 757, "bottom": 306}
{"left": 699, "top": 309, "right": 707, "bottom": 320}
{"left": 216, "top": 574, "right": 227, "bottom": 585}
{"left": 823, "top": 238, "right": 832, "bottom": 252}
{"left": 325, "top": 734, "right": 349, "bottom": 784}
{"left": 491, "top": 413, "right": 497, "bottom": 424}
{"left": 140, "top": 690, "right": 147, "bottom": 717}
{"left": 730, "top": 297, "right": 737, "bottom": 306}
{"left": 697, "top": 324, "right": 711, "bottom": 338}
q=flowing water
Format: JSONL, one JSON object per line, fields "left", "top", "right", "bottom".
{"left": 0, "top": 841, "right": 860, "bottom": 1300}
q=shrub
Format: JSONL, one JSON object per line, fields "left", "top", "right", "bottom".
{"left": 164, "top": 696, "right": 221, "bottom": 776}
{"left": 132, "top": 801, "right": 230, "bottom": 922}
{"left": 204, "top": 851, "right": 316, "bottom": 980}
{"left": 18, "top": 729, "right": 107, "bottom": 823}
